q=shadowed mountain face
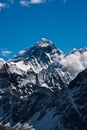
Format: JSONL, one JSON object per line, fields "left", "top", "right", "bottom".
{"left": 0, "top": 38, "right": 87, "bottom": 130}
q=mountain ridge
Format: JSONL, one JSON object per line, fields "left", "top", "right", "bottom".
{"left": 0, "top": 38, "right": 87, "bottom": 130}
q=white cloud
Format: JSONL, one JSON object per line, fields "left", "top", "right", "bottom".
{"left": 0, "top": 0, "right": 68, "bottom": 11}
{"left": 19, "top": 0, "right": 45, "bottom": 7}
{"left": 0, "top": 2, "right": 6, "bottom": 11}
{"left": 1, "top": 0, "right": 45, "bottom": 11}
{"left": 2, "top": 50, "right": 12, "bottom": 56}
{"left": 59, "top": 49, "right": 87, "bottom": 76}
{"left": 0, "top": 0, "right": 53, "bottom": 10}
{"left": 30, "top": 0, "right": 45, "bottom": 4}
{"left": 19, "top": 0, "right": 30, "bottom": 7}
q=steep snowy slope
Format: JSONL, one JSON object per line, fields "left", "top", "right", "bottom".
{"left": 0, "top": 58, "right": 6, "bottom": 69}
{"left": 0, "top": 66, "right": 87, "bottom": 130}
{"left": 0, "top": 61, "right": 70, "bottom": 129}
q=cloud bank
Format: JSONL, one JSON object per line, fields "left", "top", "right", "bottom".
{"left": 0, "top": 0, "right": 46, "bottom": 10}
{"left": 19, "top": 0, "right": 45, "bottom": 6}
{"left": 59, "top": 49, "right": 87, "bottom": 76}
{"left": 0, "top": 0, "right": 67, "bottom": 11}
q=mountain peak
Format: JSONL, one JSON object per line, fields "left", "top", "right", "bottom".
{"left": 41, "top": 37, "right": 50, "bottom": 41}
{"left": 71, "top": 47, "right": 87, "bottom": 54}
{"left": 9, "top": 38, "right": 63, "bottom": 73}
{"left": 37, "top": 38, "right": 52, "bottom": 47}
{"left": 40, "top": 38, "right": 52, "bottom": 43}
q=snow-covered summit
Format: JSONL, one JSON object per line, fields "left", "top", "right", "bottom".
{"left": 9, "top": 39, "right": 87, "bottom": 76}
{"left": 37, "top": 38, "right": 53, "bottom": 47}
{"left": 9, "top": 38, "right": 63, "bottom": 73}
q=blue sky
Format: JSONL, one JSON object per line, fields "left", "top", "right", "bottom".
{"left": 0, "top": 0, "right": 87, "bottom": 60}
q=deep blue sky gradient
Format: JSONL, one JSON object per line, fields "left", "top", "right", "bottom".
{"left": 0, "top": 0, "right": 87, "bottom": 60}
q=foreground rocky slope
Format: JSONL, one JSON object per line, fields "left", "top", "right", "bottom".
{"left": 0, "top": 38, "right": 87, "bottom": 130}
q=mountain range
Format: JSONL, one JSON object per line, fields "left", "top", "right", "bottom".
{"left": 0, "top": 38, "right": 87, "bottom": 130}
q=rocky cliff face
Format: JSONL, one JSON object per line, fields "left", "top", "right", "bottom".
{"left": 0, "top": 38, "right": 87, "bottom": 130}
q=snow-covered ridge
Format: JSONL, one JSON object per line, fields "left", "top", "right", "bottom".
{"left": 8, "top": 38, "right": 87, "bottom": 77}
{"left": 0, "top": 38, "right": 87, "bottom": 130}
{"left": 0, "top": 67, "right": 87, "bottom": 130}
{"left": 71, "top": 47, "right": 87, "bottom": 54}
{"left": 37, "top": 38, "right": 53, "bottom": 47}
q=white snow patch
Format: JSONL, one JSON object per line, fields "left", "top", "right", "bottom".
{"left": 0, "top": 58, "right": 6, "bottom": 69}
{"left": 45, "top": 52, "right": 52, "bottom": 63}
{"left": 11, "top": 61, "right": 30, "bottom": 72}
{"left": 8, "top": 63, "right": 24, "bottom": 75}
{"left": 18, "top": 50, "right": 26, "bottom": 55}
{"left": 38, "top": 42, "right": 50, "bottom": 47}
